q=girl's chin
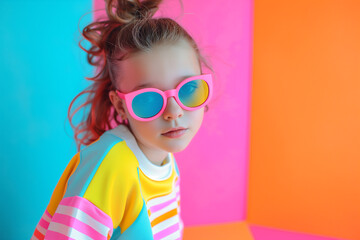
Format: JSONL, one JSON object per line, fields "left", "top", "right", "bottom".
{"left": 161, "top": 141, "right": 190, "bottom": 153}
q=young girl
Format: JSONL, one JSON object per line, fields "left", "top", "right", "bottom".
{"left": 32, "top": 0, "right": 213, "bottom": 239}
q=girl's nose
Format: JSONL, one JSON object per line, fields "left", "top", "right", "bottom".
{"left": 163, "top": 97, "right": 184, "bottom": 120}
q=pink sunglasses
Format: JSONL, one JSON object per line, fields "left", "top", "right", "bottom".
{"left": 116, "top": 74, "right": 213, "bottom": 121}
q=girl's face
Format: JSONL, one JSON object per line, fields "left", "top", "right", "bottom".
{"left": 109, "top": 39, "right": 205, "bottom": 165}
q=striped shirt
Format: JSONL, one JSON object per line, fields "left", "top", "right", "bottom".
{"left": 31, "top": 124, "right": 183, "bottom": 240}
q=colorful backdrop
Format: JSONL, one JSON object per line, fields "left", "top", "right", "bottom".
{"left": 93, "top": 0, "right": 252, "bottom": 227}
{"left": 248, "top": 1, "right": 360, "bottom": 239}
{"left": 1, "top": 0, "right": 358, "bottom": 239}
{"left": 0, "top": 0, "right": 92, "bottom": 239}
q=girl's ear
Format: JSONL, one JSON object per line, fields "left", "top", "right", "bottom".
{"left": 109, "top": 90, "right": 127, "bottom": 118}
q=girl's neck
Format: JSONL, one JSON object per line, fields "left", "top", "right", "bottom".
{"left": 135, "top": 138, "right": 168, "bottom": 167}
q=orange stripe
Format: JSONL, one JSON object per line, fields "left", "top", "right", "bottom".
{"left": 46, "top": 152, "right": 80, "bottom": 216}
{"left": 151, "top": 208, "right": 178, "bottom": 227}
{"left": 34, "top": 227, "right": 45, "bottom": 240}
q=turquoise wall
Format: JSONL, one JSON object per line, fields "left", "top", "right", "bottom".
{"left": 0, "top": 1, "right": 92, "bottom": 238}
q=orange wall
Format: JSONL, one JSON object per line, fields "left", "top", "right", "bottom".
{"left": 248, "top": 0, "right": 360, "bottom": 239}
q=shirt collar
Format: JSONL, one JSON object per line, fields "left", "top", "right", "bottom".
{"left": 106, "top": 124, "right": 173, "bottom": 181}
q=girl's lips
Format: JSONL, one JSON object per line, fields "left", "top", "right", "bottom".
{"left": 161, "top": 129, "right": 187, "bottom": 138}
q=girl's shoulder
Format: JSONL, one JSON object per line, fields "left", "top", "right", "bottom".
{"left": 64, "top": 126, "right": 140, "bottom": 199}
{"left": 44, "top": 127, "right": 144, "bottom": 231}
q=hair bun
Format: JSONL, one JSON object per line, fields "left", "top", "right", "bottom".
{"left": 105, "top": 0, "right": 162, "bottom": 23}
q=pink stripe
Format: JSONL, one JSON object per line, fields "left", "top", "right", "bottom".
{"left": 39, "top": 217, "right": 50, "bottom": 230}
{"left": 51, "top": 213, "right": 106, "bottom": 240}
{"left": 44, "top": 230, "right": 76, "bottom": 240}
{"left": 45, "top": 209, "right": 52, "bottom": 219}
{"left": 149, "top": 197, "right": 177, "bottom": 213}
{"left": 175, "top": 178, "right": 180, "bottom": 186}
{"left": 59, "top": 196, "right": 113, "bottom": 229}
{"left": 153, "top": 222, "right": 180, "bottom": 240}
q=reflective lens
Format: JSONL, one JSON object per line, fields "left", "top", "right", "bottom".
{"left": 179, "top": 79, "right": 209, "bottom": 107}
{"left": 132, "top": 92, "right": 163, "bottom": 118}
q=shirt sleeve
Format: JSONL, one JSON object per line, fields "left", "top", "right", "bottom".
{"left": 43, "top": 196, "right": 113, "bottom": 240}
{"left": 32, "top": 139, "right": 142, "bottom": 240}
{"left": 31, "top": 150, "right": 115, "bottom": 240}
{"left": 31, "top": 209, "right": 52, "bottom": 240}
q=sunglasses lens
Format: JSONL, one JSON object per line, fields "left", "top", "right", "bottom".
{"left": 132, "top": 92, "right": 163, "bottom": 118}
{"left": 179, "top": 79, "right": 209, "bottom": 108}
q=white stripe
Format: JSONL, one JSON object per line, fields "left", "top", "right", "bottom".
{"left": 47, "top": 222, "right": 93, "bottom": 240}
{"left": 149, "top": 200, "right": 178, "bottom": 222}
{"left": 180, "top": 218, "right": 184, "bottom": 230}
{"left": 147, "top": 191, "right": 177, "bottom": 209}
{"left": 56, "top": 204, "right": 110, "bottom": 237}
{"left": 37, "top": 223, "right": 47, "bottom": 235}
{"left": 42, "top": 211, "right": 52, "bottom": 223}
{"left": 161, "top": 230, "right": 181, "bottom": 240}
{"left": 152, "top": 214, "right": 180, "bottom": 234}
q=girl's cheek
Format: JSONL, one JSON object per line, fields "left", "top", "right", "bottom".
{"left": 192, "top": 108, "right": 205, "bottom": 119}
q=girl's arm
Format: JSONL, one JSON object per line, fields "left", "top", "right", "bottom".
{"left": 31, "top": 152, "right": 114, "bottom": 240}
{"left": 32, "top": 196, "right": 113, "bottom": 240}
{"left": 32, "top": 138, "right": 143, "bottom": 240}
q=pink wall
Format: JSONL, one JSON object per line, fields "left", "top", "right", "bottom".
{"left": 93, "top": 0, "right": 253, "bottom": 226}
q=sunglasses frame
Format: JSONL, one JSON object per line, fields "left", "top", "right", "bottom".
{"left": 115, "top": 74, "right": 213, "bottom": 121}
